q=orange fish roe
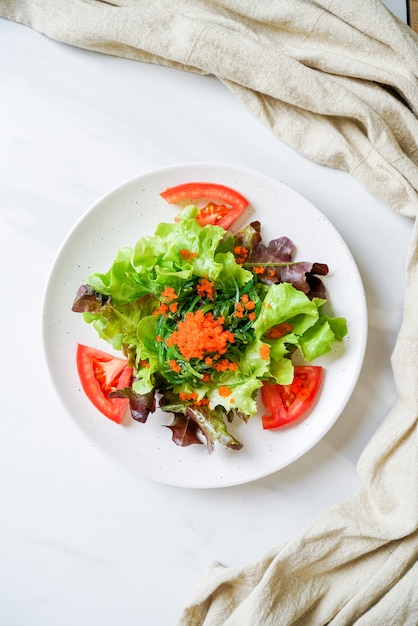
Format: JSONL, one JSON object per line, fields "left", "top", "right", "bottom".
{"left": 212, "top": 359, "right": 238, "bottom": 372}
{"left": 138, "top": 359, "right": 150, "bottom": 368}
{"left": 179, "top": 391, "right": 198, "bottom": 402}
{"left": 219, "top": 386, "right": 232, "bottom": 397}
{"left": 233, "top": 245, "right": 248, "bottom": 264}
{"left": 202, "top": 373, "right": 211, "bottom": 382}
{"left": 259, "top": 344, "right": 270, "bottom": 360}
{"left": 266, "top": 322, "right": 293, "bottom": 339}
{"left": 253, "top": 266, "right": 266, "bottom": 275}
{"left": 234, "top": 295, "right": 256, "bottom": 318}
{"left": 233, "top": 302, "right": 245, "bottom": 318}
{"left": 248, "top": 312, "right": 256, "bottom": 321}
{"left": 166, "top": 310, "right": 235, "bottom": 360}
{"left": 169, "top": 360, "right": 181, "bottom": 373}
{"left": 153, "top": 302, "right": 169, "bottom": 316}
{"left": 161, "top": 286, "right": 178, "bottom": 302}
{"left": 180, "top": 249, "right": 198, "bottom": 261}
{"left": 156, "top": 335, "right": 163, "bottom": 343}
{"left": 196, "top": 278, "right": 215, "bottom": 300}
{"left": 179, "top": 392, "right": 209, "bottom": 406}
{"left": 154, "top": 286, "right": 179, "bottom": 316}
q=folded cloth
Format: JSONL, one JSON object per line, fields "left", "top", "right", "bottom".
{"left": 3, "top": 1, "right": 418, "bottom": 623}
{"left": 2, "top": 0, "right": 418, "bottom": 216}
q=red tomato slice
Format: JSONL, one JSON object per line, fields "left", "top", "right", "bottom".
{"left": 76, "top": 343, "right": 133, "bottom": 423}
{"left": 195, "top": 203, "right": 230, "bottom": 227}
{"left": 160, "top": 182, "right": 249, "bottom": 229}
{"left": 261, "top": 366, "right": 323, "bottom": 430}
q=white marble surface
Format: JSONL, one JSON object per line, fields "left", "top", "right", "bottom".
{"left": 1, "top": 17, "right": 414, "bottom": 626}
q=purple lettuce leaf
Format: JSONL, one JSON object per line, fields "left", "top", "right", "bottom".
{"left": 185, "top": 404, "right": 243, "bottom": 452}
{"left": 165, "top": 415, "right": 204, "bottom": 447}
{"left": 159, "top": 390, "right": 243, "bottom": 452}
{"left": 235, "top": 221, "right": 329, "bottom": 299}
{"left": 109, "top": 387, "right": 156, "bottom": 423}
{"left": 72, "top": 284, "right": 112, "bottom": 312}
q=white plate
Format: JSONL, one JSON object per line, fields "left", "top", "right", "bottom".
{"left": 42, "top": 162, "right": 367, "bottom": 488}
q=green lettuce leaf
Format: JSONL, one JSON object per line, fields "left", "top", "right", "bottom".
{"left": 252, "top": 282, "right": 347, "bottom": 370}
{"left": 81, "top": 293, "right": 157, "bottom": 352}
{"left": 207, "top": 377, "right": 261, "bottom": 416}
{"left": 297, "top": 316, "right": 348, "bottom": 361}
{"left": 253, "top": 282, "right": 320, "bottom": 338}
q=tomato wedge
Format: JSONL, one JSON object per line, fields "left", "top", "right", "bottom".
{"left": 261, "top": 366, "right": 323, "bottom": 429}
{"left": 160, "top": 182, "right": 249, "bottom": 230}
{"left": 195, "top": 202, "right": 230, "bottom": 227}
{"left": 76, "top": 343, "right": 133, "bottom": 423}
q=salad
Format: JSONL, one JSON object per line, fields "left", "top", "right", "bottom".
{"left": 72, "top": 182, "right": 347, "bottom": 452}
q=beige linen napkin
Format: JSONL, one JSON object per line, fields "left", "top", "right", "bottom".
{"left": 3, "top": 1, "right": 418, "bottom": 623}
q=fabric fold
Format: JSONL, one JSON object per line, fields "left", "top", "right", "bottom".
{"left": 2, "top": 0, "right": 418, "bottom": 216}
{"left": 2, "top": 0, "right": 418, "bottom": 623}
